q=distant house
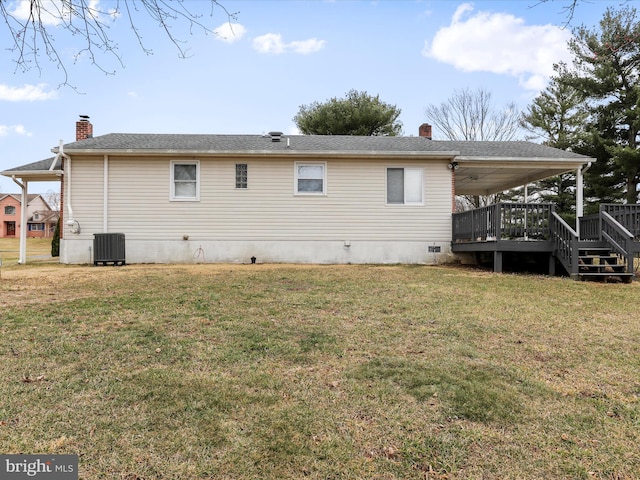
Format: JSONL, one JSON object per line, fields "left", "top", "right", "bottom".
{"left": 0, "top": 193, "right": 58, "bottom": 238}
{"left": 2, "top": 117, "right": 599, "bottom": 268}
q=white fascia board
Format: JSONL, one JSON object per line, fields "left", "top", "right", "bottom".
{"left": 55, "top": 149, "right": 461, "bottom": 160}
{"left": 454, "top": 156, "right": 594, "bottom": 168}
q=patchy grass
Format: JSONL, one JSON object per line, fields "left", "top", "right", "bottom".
{"left": 1, "top": 263, "right": 639, "bottom": 479}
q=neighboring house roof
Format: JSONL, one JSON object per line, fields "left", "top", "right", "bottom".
{"left": 1, "top": 133, "right": 592, "bottom": 196}
{"left": 29, "top": 210, "right": 59, "bottom": 223}
{"left": 0, "top": 193, "right": 41, "bottom": 203}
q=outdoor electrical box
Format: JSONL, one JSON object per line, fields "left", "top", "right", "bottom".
{"left": 93, "top": 233, "right": 126, "bottom": 266}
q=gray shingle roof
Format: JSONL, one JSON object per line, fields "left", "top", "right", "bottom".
{"left": 56, "top": 133, "right": 588, "bottom": 159}
{"left": 58, "top": 133, "right": 459, "bottom": 154}
{"left": 2, "top": 133, "right": 590, "bottom": 176}
{"left": 2, "top": 157, "right": 60, "bottom": 173}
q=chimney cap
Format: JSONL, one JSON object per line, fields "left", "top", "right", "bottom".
{"left": 79, "top": 115, "right": 90, "bottom": 121}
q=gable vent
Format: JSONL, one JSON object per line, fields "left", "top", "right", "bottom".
{"left": 268, "top": 131, "right": 283, "bottom": 142}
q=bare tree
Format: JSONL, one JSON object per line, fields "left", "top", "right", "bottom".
{"left": 425, "top": 87, "right": 521, "bottom": 142}
{"left": 425, "top": 87, "right": 523, "bottom": 210}
{"left": 533, "top": 0, "right": 581, "bottom": 25}
{"left": 1, "top": 0, "right": 237, "bottom": 85}
{"left": 44, "top": 189, "right": 61, "bottom": 212}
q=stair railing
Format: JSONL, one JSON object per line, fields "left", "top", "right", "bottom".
{"left": 602, "top": 204, "right": 640, "bottom": 237}
{"left": 550, "top": 210, "right": 579, "bottom": 276}
{"left": 600, "top": 211, "right": 634, "bottom": 274}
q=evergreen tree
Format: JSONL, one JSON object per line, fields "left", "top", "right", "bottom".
{"left": 520, "top": 63, "right": 588, "bottom": 223}
{"left": 561, "top": 6, "right": 640, "bottom": 204}
{"left": 51, "top": 218, "right": 60, "bottom": 257}
{"left": 293, "top": 90, "right": 402, "bottom": 136}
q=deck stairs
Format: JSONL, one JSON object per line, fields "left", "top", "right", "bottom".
{"left": 576, "top": 246, "right": 635, "bottom": 283}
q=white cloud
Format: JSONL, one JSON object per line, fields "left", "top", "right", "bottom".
{"left": 253, "top": 33, "right": 286, "bottom": 54}
{"left": 0, "top": 124, "right": 32, "bottom": 137}
{"left": 289, "top": 38, "right": 326, "bottom": 55}
{"left": 10, "top": 0, "right": 62, "bottom": 25}
{"left": 0, "top": 84, "right": 57, "bottom": 101}
{"left": 214, "top": 22, "right": 247, "bottom": 43}
{"left": 423, "top": 3, "right": 571, "bottom": 91}
{"left": 11, "top": 0, "right": 112, "bottom": 25}
{"left": 253, "top": 33, "right": 326, "bottom": 55}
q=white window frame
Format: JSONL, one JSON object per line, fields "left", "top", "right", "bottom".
{"left": 386, "top": 167, "right": 424, "bottom": 205}
{"left": 294, "top": 162, "right": 327, "bottom": 196}
{"left": 4, "top": 205, "right": 16, "bottom": 215}
{"left": 170, "top": 160, "right": 200, "bottom": 201}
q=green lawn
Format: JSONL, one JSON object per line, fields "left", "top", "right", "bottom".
{"left": 1, "top": 263, "right": 638, "bottom": 479}
{"left": 0, "top": 238, "right": 55, "bottom": 267}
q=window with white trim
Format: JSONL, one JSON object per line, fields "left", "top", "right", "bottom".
{"left": 171, "top": 161, "right": 200, "bottom": 201}
{"left": 295, "top": 163, "right": 326, "bottom": 195}
{"left": 386, "top": 168, "right": 423, "bottom": 205}
{"left": 28, "top": 223, "right": 44, "bottom": 231}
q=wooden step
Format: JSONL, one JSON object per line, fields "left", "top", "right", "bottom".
{"left": 579, "top": 264, "right": 626, "bottom": 273}
{"left": 579, "top": 255, "right": 620, "bottom": 265}
{"left": 576, "top": 272, "right": 635, "bottom": 283}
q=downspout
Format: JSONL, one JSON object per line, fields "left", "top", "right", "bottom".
{"left": 62, "top": 150, "right": 74, "bottom": 223}
{"left": 51, "top": 140, "right": 72, "bottom": 226}
{"left": 103, "top": 155, "right": 108, "bottom": 232}
{"left": 11, "top": 176, "right": 28, "bottom": 264}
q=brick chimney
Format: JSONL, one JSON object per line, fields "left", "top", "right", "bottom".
{"left": 419, "top": 123, "right": 432, "bottom": 139}
{"left": 76, "top": 115, "right": 93, "bottom": 141}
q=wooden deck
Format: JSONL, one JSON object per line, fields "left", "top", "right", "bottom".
{"left": 452, "top": 203, "right": 640, "bottom": 281}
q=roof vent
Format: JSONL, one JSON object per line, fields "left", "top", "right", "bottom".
{"left": 269, "top": 131, "right": 283, "bottom": 142}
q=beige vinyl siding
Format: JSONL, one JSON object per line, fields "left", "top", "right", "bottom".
{"left": 65, "top": 156, "right": 104, "bottom": 238}
{"left": 89, "top": 155, "right": 451, "bottom": 241}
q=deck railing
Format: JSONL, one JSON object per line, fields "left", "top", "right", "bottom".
{"left": 601, "top": 211, "right": 635, "bottom": 272}
{"left": 580, "top": 205, "right": 640, "bottom": 240}
{"left": 452, "top": 203, "right": 553, "bottom": 242}
{"left": 452, "top": 204, "right": 497, "bottom": 242}
{"left": 578, "top": 214, "right": 600, "bottom": 241}
{"left": 550, "top": 212, "right": 579, "bottom": 276}
{"left": 453, "top": 202, "right": 640, "bottom": 277}
{"left": 602, "top": 204, "right": 640, "bottom": 237}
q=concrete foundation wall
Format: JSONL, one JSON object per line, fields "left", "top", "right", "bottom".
{"left": 61, "top": 238, "right": 455, "bottom": 265}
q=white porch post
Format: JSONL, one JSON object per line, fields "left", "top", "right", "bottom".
{"left": 576, "top": 166, "right": 584, "bottom": 238}
{"left": 12, "top": 177, "right": 28, "bottom": 264}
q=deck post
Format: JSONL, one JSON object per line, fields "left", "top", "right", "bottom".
{"left": 494, "top": 250, "right": 503, "bottom": 273}
{"left": 494, "top": 203, "right": 501, "bottom": 241}
{"left": 548, "top": 254, "right": 555, "bottom": 276}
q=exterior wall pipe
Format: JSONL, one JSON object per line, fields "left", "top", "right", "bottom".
{"left": 50, "top": 140, "right": 69, "bottom": 170}
{"left": 65, "top": 155, "right": 74, "bottom": 222}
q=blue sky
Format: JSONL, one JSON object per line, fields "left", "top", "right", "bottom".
{"left": 0, "top": 0, "right": 624, "bottom": 194}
